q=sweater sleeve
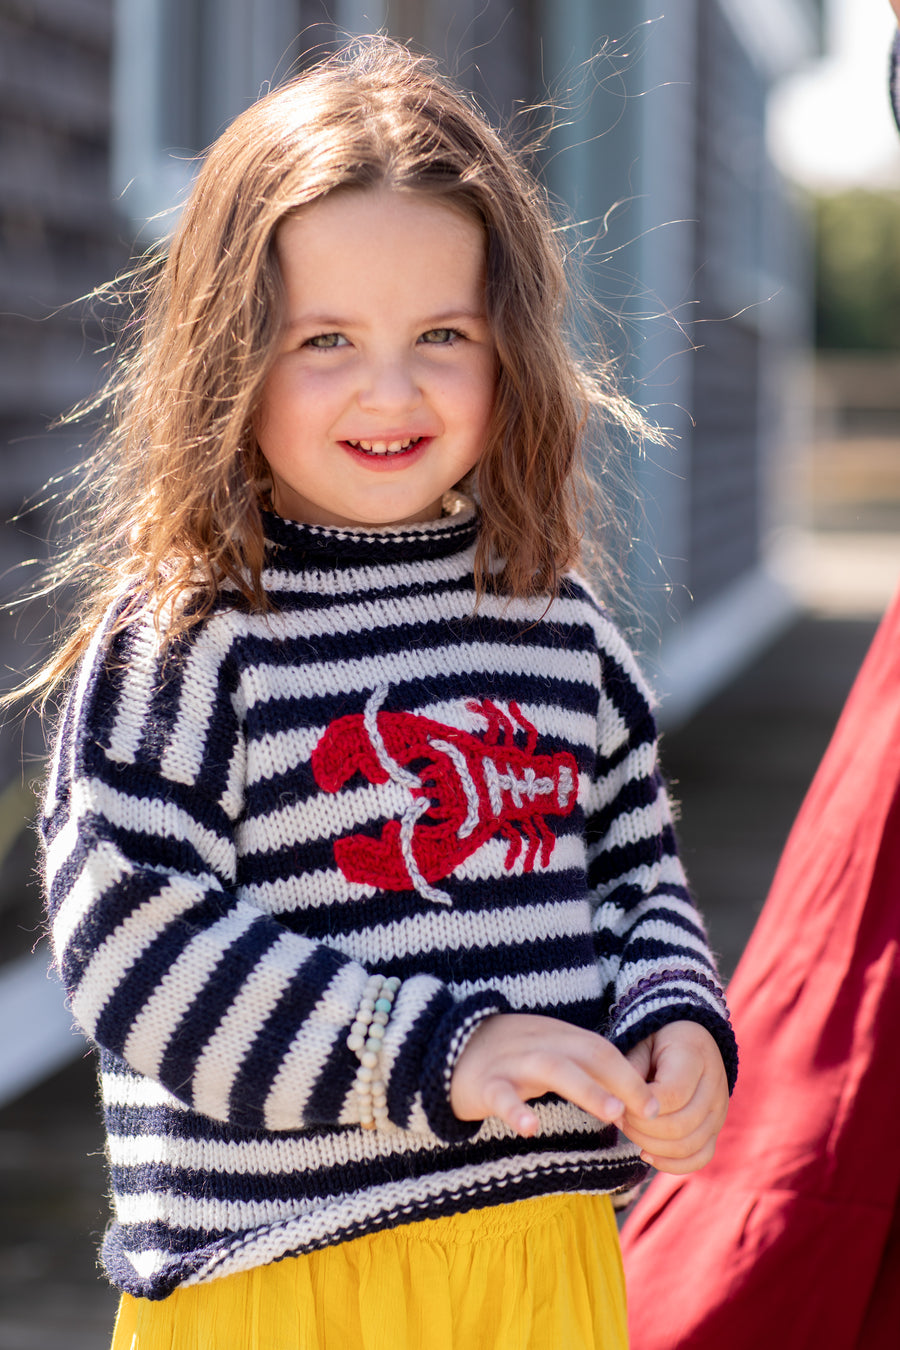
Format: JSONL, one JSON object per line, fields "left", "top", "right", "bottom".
{"left": 585, "top": 623, "right": 738, "bottom": 1091}
{"left": 41, "top": 613, "right": 507, "bottom": 1141}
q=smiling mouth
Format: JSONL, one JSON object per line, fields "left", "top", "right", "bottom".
{"left": 344, "top": 436, "right": 426, "bottom": 457}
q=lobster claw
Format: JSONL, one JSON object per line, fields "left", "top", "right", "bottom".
{"left": 310, "top": 713, "right": 389, "bottom": 791}
{"left": 333, "top": 798, "right": 453, "bottom": 905}
{"left": 333, "top": 821, "right": 411, "bottom": 889}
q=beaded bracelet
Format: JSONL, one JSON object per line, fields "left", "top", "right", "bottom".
{"left": 347, "top": 974, "right": 401, "bottom": 1130}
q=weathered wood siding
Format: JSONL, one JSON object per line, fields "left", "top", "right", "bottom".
{"left": 0, "top": 0, "right": 122, "bottom": 478}
{"left": 0, "top": 0, "right": 122, "bottom": 961}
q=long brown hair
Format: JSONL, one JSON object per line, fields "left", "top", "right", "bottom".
{"left": 26, "top": 35, "right": 648, "bottom": 704}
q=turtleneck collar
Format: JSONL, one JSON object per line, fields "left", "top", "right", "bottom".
{"left": 261, "top": 493, "right": 479, "bottom": 573}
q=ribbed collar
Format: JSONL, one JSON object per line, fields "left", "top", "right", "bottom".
{"left": 261, "top": 494, "right": 479, "bottom": 572}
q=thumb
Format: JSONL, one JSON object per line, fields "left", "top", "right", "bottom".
{"left": 645, "top": 1038, "right": 700, "bottom": 1114}
{"left": 625, "top": 1037, "right": 653, "bottom": 1083}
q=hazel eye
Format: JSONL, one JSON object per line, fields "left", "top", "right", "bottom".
{"left": 419, "top": 328, "right": 461, "bottom": 345}
{"left": 305, "top": 332, "right": 348, "bottom": 349}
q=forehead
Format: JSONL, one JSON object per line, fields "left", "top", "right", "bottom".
{"left": 275, "top": 187, "right": 487, "bottom": 310}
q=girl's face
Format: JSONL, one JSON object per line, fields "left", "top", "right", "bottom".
{"left": 255, "top": 187, "right": 496, "bottom": 530}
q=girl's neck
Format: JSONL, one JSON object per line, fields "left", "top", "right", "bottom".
{"left": 260, "top": 490, "right": 478, "bottom": 575}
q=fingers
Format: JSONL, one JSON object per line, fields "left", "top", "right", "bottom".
{"left": 631, "top": 1095, "right": 723, "bottom": 1173}
{"left": 638, "top": 1021, "right": 728, "bottom": 1114}
{"left": 625, "top": 1038, "right": 653, "bottom": 1082}
{"left": 623, "top": 1100, "right": 721, "bottom": 1164}
{"left": 450, "top": 1014, "right": 660, "bottom": 1136}
{"left": 523, "top": 1047, "right": 650, "bottom": 1134}
{"left": 619, "top": 1022, "right": 730, "bottom": 1174}
{"left": 639, "top": 1138, "right": 718, "bottom": 1176}
{"left": 546, "top": 1044, "right": 659, "bottom": 1125}
{"left": 621, "top": 1083, "right": 725, "bottom": 1174}
{"left": 452, "top": 1015, "right": 729, "bottom": 1168}
{"left": 479, "top": 1076, "right": 541, "bottom": 1138}
{"left": 643, "top": 1043, "right": 700, "bottom": 1115}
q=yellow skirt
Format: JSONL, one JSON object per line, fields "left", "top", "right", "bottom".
{"left": 111, "top": 1193, "right": 628, "bottom": 1350}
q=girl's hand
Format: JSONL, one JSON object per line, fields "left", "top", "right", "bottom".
{"left": 450, "top": 1013, "right": 661, "bottom": 1137}
{"left": 892, "top": 0, "right": 900, "bottom": 27}
{"left": 620, "top": 1020, "right": 729, "bottom": 1174}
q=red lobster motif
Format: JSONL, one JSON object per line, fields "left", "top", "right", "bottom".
{"left": 311, "top": 686, "right": 578, "bottom": 905}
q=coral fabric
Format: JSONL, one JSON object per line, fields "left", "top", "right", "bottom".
{"left": 620, "top": 585, "right": 900, "bottom": 1349}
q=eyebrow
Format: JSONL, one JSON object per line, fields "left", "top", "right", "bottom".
{"left": 285, "top": 309, "right": 488, "bottom": 332}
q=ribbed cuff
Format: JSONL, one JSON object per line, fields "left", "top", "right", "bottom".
{"left": 607, "top": 969, "right": 738, "bottom": 1093}
{"left": 420, "top": 991, "right": 512, "bottom": 1142}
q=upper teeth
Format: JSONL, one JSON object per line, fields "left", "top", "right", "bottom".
{"left": 348, "top": 437, "right": 416, "bottom": 453}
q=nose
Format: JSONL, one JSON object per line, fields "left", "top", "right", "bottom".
{"left": 357, "top": 356, "right": 423, "bottom": 415}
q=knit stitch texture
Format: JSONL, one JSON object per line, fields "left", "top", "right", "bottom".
{"left": 41, "top": 501, "right": 736, "bottom": 1299}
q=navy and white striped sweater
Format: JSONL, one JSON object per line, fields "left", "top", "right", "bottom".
{"left": 42, "top": 500, "right": 736, "bottom": 1300}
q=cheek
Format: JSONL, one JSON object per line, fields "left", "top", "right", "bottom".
{"left": 254, "top": 367, "right": 319, "bottom": 443}
{"left": 442, "top": 359, "right": 496, "bottom": 424}
{"left": 270, "top": 365, "right": 348, "bottom": 421}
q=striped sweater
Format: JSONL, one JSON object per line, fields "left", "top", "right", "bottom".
{"left": 42, "top": 500, "right": 736, "bottom": 1300}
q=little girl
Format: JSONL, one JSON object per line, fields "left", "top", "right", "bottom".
{"left": 39, "top": 37, "right": 736, "bottom": 1350}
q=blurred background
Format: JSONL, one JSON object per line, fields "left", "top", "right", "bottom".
{"left": 1, "top": 1, "right": 899, "bottom": 1345}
